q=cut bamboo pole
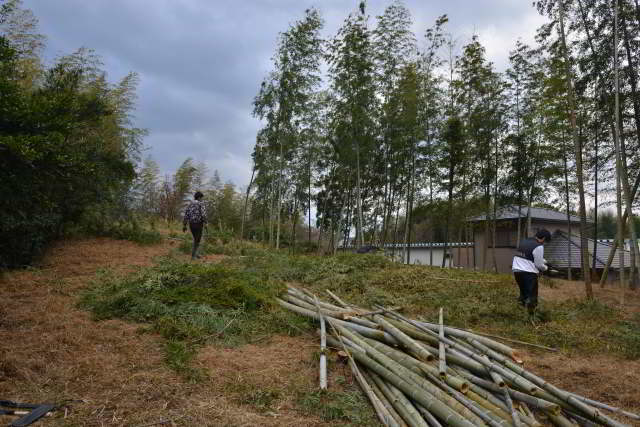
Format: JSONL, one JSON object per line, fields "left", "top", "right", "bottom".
{"left": 465, "top": 329, "right": 557, "bottom": 352}
{"left": 373, "top": 315, "right": 435, "bottom": 362}
{"left": 276, "top": 298, "right": 399, "bottom": 345}
{"left": 415, "top": 320, "right": 522, "bottom": 363}
{"left": 361, "top": 336, "right": 470, "bottom": 394}
{"left": 331, "top": 329, "right": 477, "bottom": 426}
{"left": 325, "top": 317, "right": 396, "bottom": 426}
{"left": 439, "top": 308, "right": 447, "bottom": 378}
{"left": 544, "top": 410, "right": 576, "bottom": 427}
{"left": 381, "top": 308, "right": 540, "bottom": 396}
{"left": 416, "top": 405, "right": 444, "bottom": 427}
{"left": 501, "top": 386, "right": 522, "bottom": 427}
{"left": 286, "top": 289, "right": 353, "bottom": 314}
{"left": 567, "top": 393, "right": 640, "bottom": 421}
{"left": 343, "top": 315, "right": 379, "bottom": 329}
{"left": 325, "top": 289, "right": 351, "bottom": 308}
{"left": 456, "top": 370, "right": 560, "bottom": 415}
{"left": 332, "top": 321, "right": 484, "bottom": 426}
{"left": 363, "top": 369, "right": 408, "bottom": 427}
{"left": 313, "top": 295, "right": 328, "bottom": 391}
{"left": 368, "top": 370, "right": 429, "bottom": 427}
{"left": 495, "top": 356, "right": 627, "bottom": 427}
{"left": 423, "top": 371, "right": 509, "bottom": 427}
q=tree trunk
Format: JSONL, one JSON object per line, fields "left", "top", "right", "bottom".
{"left": 240, "top": 165, "right": 256, "bottom": 240}
{"left": 562, "top": 130, "right": 573, "bottom": 281}
{"left": 292, "top": 197, "right": 299, "bottom": 253}
{"left": 355, "top": 139, "right": 365, "bottom": 250}
{"left": 443, "top": 164, "right": 454, "bottom": 268}
{"left": 614, "top": 0, "right": 627, "bottom": 296}
{"left": 492, "top": 136, "right": 499, "bottom": 273}
{"left": 276, "top": 140, "right": 284, "bottom": 250}
{"left": 593, "top": 121, "right": 599, "bottom": 272}
{"left": 577, "top": 0, "right": 640, "bottom": 285}
{"left": 618, "top": 6, "right": 640, "bottom": 288}
{"left": 558, "top": 0, "right": 593, "bottom": 297}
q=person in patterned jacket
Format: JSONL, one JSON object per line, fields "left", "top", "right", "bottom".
{"left": 183, "top": 191, "right": 207, "bottom": 260}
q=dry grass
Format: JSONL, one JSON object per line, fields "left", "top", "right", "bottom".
{"left": 540, "top": 277, "right": 640, "bottom": 317}
{"left": 2, "top": 237, "right": 640, "bottom": 426}
{"left": 0, "top": 238, "right": 336, "bottom": 426}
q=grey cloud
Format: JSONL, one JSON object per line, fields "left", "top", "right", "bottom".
{"left": 27, "top": 0, "right": 544, "bottom": 187}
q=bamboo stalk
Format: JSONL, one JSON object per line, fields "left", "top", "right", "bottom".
{"left": 286, "top": 288, "right": 353, "bottom": 313}
{"left": 501, "top": 386, "right": 522, "bottom": 427}
{"left": 282, "top": 293, "right": 349, "bottom": 321}
{"left": 313, "top": 295, "right": 328, "bottom": 390}
{"left": 331, "top": 329, "right": 477, "bottom": 426}
{"left": 277, "top": 298, "right": 399, "bottom": 345}
{"left": 439, "top": 308, "right": 447, "bottom": 378}
{"left": 344, "top": 315, "right": 380, "bottom": 329}
{"left": 567, "top": 393, "right": 640, "bottom": 421}
{"left": 363, "top": 369, "right": 408, "bottom": 427}
{"left": 415, "top": 405, "right": 443, "bottom": 427}
{"left": 544, "top": 410, "right": 576, "bottom": 427}
{"left": 361, "top": 336, "right": 470, "bottom": 394}
{"left": 423, "top": 371, "right": 510, "bottom": 427}
{"left": 465, "top": 329, "right": 557, "bottom": 352}
{"left": 373, "top": 315, "right": 435, "bottom": 362}
{"left": 415, "top": 320, "right": 522, "bottom": 363}
{"left": 325, "top": 289, "right": 351, "bottom": 308}
{"left": 368, "top": 370, "right": 429, "bottom": 427}
{"left": 456, "top": 370, "right": 560, "bottom": 415}
{"left": 381, "top": 308, "right": 540, "bottom": 395}
{"left": 325, "top": 317, "right": 396, "bottom": 426}
{"left": 497, "top": 357, "right": 627, "bottom": 427}
{"left": 332, "top": 321, "right": 484, "bottom": 426}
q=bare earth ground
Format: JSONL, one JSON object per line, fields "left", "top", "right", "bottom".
{"left": 1, "top": 239, "right": 639, "bottom": 426}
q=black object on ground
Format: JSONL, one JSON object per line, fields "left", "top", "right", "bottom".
{"left": 0, "top": 400, "right": 55, "bottom": 426}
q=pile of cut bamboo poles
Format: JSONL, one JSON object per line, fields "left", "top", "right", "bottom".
{"left": 278, "top": 285, "right": 638, "bottom": 427}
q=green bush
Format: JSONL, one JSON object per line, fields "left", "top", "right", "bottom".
{"left": 74, "top": 210, "right": 163, "bottom": 245}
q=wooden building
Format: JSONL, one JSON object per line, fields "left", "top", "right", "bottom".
{"left": 469, "top": 206, "right": 630, "bottom": 278}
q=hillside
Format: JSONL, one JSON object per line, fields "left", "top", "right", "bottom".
{"left": 2, "top": 237, "right": 640, "bottom": 426}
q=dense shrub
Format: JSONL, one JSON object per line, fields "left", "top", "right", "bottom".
{"left": 0, "top": 12, "right": 143, "bottom": 268}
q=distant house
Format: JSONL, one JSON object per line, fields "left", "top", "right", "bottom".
{"left": 339, "top": 242, "right": 473, "bottom": 268}
{"left": 468, "top": 205, "right": 630, "bottom": 278}
{"left": 545, "top": 231, "right": 631, "bottom": 275}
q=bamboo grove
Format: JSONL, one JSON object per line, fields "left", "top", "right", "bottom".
{"left": 0, "top": 0, "right": 146, "bottom": 267}
{"left": 249, "top": 1, "right": 640, "bottom": 289}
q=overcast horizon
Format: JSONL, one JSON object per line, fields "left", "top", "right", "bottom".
{"left": 27, "top": 0, "right": 546, "bottom": 189}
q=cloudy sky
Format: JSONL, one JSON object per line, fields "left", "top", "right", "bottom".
{"left": 27, "top": 0, "right": 547, "bottom": 189}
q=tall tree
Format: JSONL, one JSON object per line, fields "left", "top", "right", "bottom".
{"left": 327, "top": 3, "right": 377, "bottom": 249}
{"left": 253, "top": 8, "right": 324, "bottom": 249}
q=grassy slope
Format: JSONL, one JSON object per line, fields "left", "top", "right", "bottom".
{"left": 79, "top": 242, "right": 640, "bottom": 424}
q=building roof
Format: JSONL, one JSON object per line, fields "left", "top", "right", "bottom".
{"left": 469, "top": 205, "right": 586, "bottom": 224}
{"left": 545, "top": 231, "right": 631, "bottom": 269}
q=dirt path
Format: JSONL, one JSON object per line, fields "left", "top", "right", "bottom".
{"left": 0, "top": 238, "right": 328, "bottom": 426}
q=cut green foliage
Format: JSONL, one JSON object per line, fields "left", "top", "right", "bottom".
{"left": 178, "top": 234, "right": 267, "bottom": 257}
{"left": 79, "top": 258, "right": 297, "bottom": 378}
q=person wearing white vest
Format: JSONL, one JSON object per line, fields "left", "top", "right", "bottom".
{"left": 512, "top": 229, "right": 551, "bottom": 316}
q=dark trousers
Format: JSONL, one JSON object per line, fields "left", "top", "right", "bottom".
{"left": 189, "top": 222, "right": 204, "bottom": 258}
{"left": 514, "top": 271, "right": 538, "bottom": 313}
